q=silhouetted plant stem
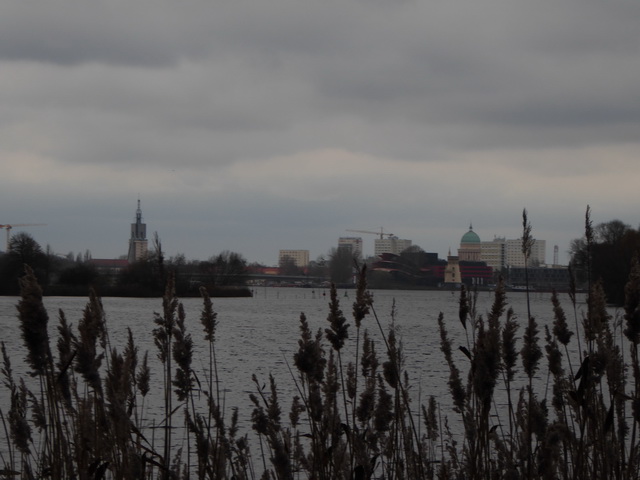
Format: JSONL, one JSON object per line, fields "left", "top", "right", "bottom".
{"left": 199, "top": 285, "right": 224, "bottom": 477}
{"left": 153, "top": 272, "right": 178, "bottom": 479}
{"left": 324, "top": 282, "right": 352, "bottom": 469}
{"left": 17, "top": 265, "right": 77, "bottom": 478}
{"left": 350, "top": 264, "right": 371, "bottom": 449}
{"left": 521, "top": 209, "right": 543, "bottom": 478}
{"left": 371, "top": 301, "right": 425, "bottom": 479}
{"left": 623, "top": 253, "right": 640, "bottom": 477}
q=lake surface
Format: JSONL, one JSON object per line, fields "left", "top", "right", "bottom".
{"left": 0, "top": 287, "right": 605, "bottom": 464}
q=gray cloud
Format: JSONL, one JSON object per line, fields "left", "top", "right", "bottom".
{"left": 1, "top": 0, "right": 639, "bottom": 265}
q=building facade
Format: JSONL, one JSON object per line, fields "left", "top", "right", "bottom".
{"left": 338, "top": 237, "right": 363, "bottom": 259}
{"left": 504, "top": 238, "right": 546, "bottom": 267}
{"left": 278, "top": 249, "right": 310, "bottom": 268}
{"left": 480, "top": 237, "right": 507, "bottom": 270}
{"left": 127, "top": 200, "right": 148, "bottom": 263}
{"left": 458, "top": 225, "right": 482, "bottom": 262}
{"left": 374, "top": 237, "right": 412, "bottom": 256}
{"left": 508, "top": 265, "right": 570, "bottom": 290}
{"left": 443, "top": 251, "right": 462, "bottom": 285}
{"left": 476, "top": 236, "right": 547, "bottom": 269}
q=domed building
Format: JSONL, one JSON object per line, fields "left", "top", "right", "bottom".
{"left": 459, "top": 224, "right": 482, "bottom": 262}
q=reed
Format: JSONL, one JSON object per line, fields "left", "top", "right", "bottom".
{"left": 3, "top": 208, "right": 640, "bottom": 478}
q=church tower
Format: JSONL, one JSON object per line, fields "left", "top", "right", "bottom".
{"left": 127, "top": 199, "right": 148, "bottom": 263}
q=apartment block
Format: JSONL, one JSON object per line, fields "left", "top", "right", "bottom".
{"left": 279, "top": 249, "right": 310, "bottom": 268}
{"left": 477, "top": 236, "right": 546, "bottom": 269}
{"left": 338, "top": 237, "right": 363, "bottom": 259}
{"left": 480, "top": 237, "right": 507, "bottom": 270}
{"left": 374, "top": 237, "right": 412, "bottom": 256}
{"left": 505, "top": 238, "right": 546, "bottom": 267}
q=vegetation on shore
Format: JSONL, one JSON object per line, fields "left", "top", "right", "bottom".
{"left": 3, "top": 211, "right": 640, "bottom": 301}
{"left": 2, "top": 207, "right": 640, "bottom": 479}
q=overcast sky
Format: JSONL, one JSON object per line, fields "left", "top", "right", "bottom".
{"left": 1, "top": 0, "right": 639, "bottom": 266}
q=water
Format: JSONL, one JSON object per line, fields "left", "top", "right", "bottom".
{"left": 0, "top": 287, "right": 598, "bottom": 468}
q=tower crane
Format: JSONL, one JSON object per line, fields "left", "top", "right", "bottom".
{"left": 0, "top": 224, "right": 46, "bottom": 252}
{"left": 346, "top": 228, "right": 395, "bottom": 239}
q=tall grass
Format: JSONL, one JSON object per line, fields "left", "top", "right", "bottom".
{"left": 3, "top": 209, "right": 640, "bottom": 478}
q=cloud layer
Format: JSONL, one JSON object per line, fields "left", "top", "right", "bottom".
{"left": 1, "top": 0, "right": 639, "bottom": 265}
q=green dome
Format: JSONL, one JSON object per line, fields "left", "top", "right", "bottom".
{"left": 461, "top": 225, "right": 480, "bottom": 244}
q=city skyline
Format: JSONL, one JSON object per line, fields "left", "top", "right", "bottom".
{"left": 1, "top": 0, "right": 639, "bottom": 266}
{"left": 1, "top": 201, "right": 592, "bottom": 267}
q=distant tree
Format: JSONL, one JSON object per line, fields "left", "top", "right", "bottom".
{"left": 9, "top": 232, "right": 45, "bottom": 265}
{"left": 117, "top": 258, "right": 159, "bottom": 296}
{"left": 307, "top": 255, "right": 329, "bottom": 279}
{"left": 58, "top": 262, "right": 99, "bottom": 286}
{"left": 167, "top": 253, "right": 190, "bottom": 293}
{"left": 279, "top": 255, "right": 302, "bottom": 276}
{"left": 0, "top": 232, "right": 49, "bottom": 294}
{"left": 595, "top": 219, "right": 631, "bottom": 245}
{"left": 152, "top": 231, "right": 165, "bottom": 290}
{"left": 169, "top": 253, "right": 187, "bottom": 267}
{"left": 113, "top": 233, "right": 166, "bottom": 296}
{"left": 204, "top": 251, "right": 248, "bottom": 286}
{"left": 328, "top": 246, "right": 354, "bottom": 284}
{"left": 570, "top": 219, "right": 640, "bottom": 305}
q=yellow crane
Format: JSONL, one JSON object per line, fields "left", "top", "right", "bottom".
{"left": 346, "top": 228, "right": 394, "bottom": 239}
{"left": 0, "top": 224, "right": 46, "bottom": 251}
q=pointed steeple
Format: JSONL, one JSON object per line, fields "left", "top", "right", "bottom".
{"left": 128, "top": 199, "right": 148, "bottom": 262}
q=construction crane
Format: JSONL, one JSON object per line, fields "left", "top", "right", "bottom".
{"left": 346, "top": 228, "right": 394, "bottom": 239}
{"left": 0, "top": 224, "right": 46, "bottom": 252}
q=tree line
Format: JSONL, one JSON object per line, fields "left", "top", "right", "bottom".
{"left": 0, "top": 233, "right": 252, "bottom": 296}
{"left": 3, "top": 215, "right": 639, "bottom": 303}
{"left": 569, "top": 215, "right": 640, "bottom": 305}
{"left": 0, "top": 233, "right": 360, "bottom": 296}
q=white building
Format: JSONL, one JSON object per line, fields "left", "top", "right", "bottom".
{"left": 454, "top": 224, "right": 547, "bottom": 270}
{"left": 338, "top": 237, "right": 363, "bottom": 259}
{"left": 505, "top": 238, "right": 546, "bottom": 267}
{"left": 278, "top": 249, "right": 310, "bottom": 268}
{"left": 374, "top": 236, "right": 412, "bottom": 256}
{"left": 477, "top": 237, "right": 546, "bottom": 269}
{"left": 481, "top": 237, "right": 507, "bottom": 270}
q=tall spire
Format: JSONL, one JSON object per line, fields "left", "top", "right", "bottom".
{"left": 128, "top": 199, "right": 148, "bottom": 262}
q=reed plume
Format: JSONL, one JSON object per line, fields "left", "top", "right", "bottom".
{"left": 17, "top": 265, "right": 52, "bottom": 378}
{"left": 7, "top": 209, "right": 640, "bottom": 479}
